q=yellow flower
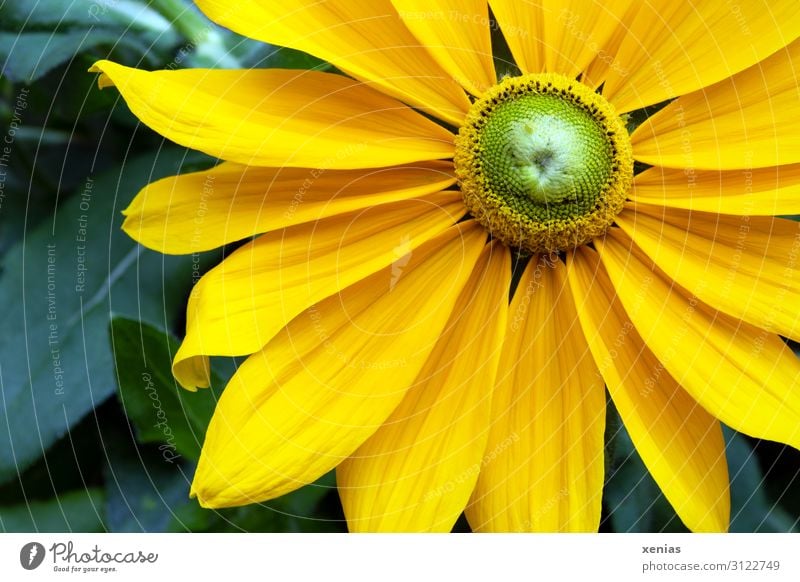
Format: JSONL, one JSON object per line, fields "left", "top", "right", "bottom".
{"left": 91, "top": 1, "right": 800, "bottom": 532}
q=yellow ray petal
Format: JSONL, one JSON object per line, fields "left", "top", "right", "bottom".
{"left": 542, "top": 0, "right": 633, "bottom": 80}
{"left": 194, "top": 0, "right": 470, "bottom": 126}
{"left": 567, "top": 246, "right": 729, "bottom": 532}
{"left": 90, "top": 61, "right": 455, "bottom": 169}
{"left": 631, "top": 164, "right": 800, "bottom": 215}
{"left": 617, "top": 205, "right": 800, "bottom": 342}
{"left": 580, "top": 2, "right": 639, "bottom": 90}
{"left": 596, "top": 229, "right": 800, "bottom": 450}
{"left": 338, "top": 241, "right": 510, "bottom": 532}
{"left": 604, "top": 1, "right": 800, "bottom": 113}
{"left": 631, "top": 39, "right": 800, "bottom": 169}
{"left": 488, "top": 0, "right": 544, "bottom": 75}
{"left": 489, "top": 0, "right": 632, "bottom": 79}
{"left": 466, "top": 256, "right": 605, "bottom": 532}
{"left": 393, "top": 0, "right": 496, "bottom": 96}
{"left": 190, "top": 222, "right": 487, "bottom": 507}
{"left": 173, "top": 194, "right": 465, "bottom": 389}
{"left": 123, "top": 161, "right": 455, "bottom": 254}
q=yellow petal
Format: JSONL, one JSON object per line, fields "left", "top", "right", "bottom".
{"left": 580, "top": 2, "right": 639, "bottom": 89}
{"left": 190, "top": 222, "right": 487, "bottom": 507}
{"left": 604, "top": 1, "right": 800, "bottom": 113}
{"left": 596, "top": 229, "right": 800, "bottom": 450}
{"left": 194, "top": 0, "right": 470, "bottom": 126}
{"left": 173, "top": 194, "right": 465, "bottom": 389}
{"left": 338, "top": 241, "right": 510, "bottom": 532}
{"left": 123, "top": 161, "right": 455, "bottom": 254}
{"left": 631, "top": 39, "right": 800, "bottom": 169}
{"left": 466, "top": 256, "right": 605, "bottom": 532}
{"left": 618, "top": 205, "right": 800, "bottom": 342}
{"left": 392, "top": 0, "right": 496, "bottom": 96}
{"left": 567, "top": 246, "right": 729, "bottom": 532}
{"left": 90, "top": 61, "right": 455, "bottom": 169}
{"left": 631, "top": 164, "right": 800, "bottom": 215}
{"left": 542, "top": 0, "right": 633, "bottom": 80}
{"left": 489, "top": 0, "right": 632, "bottom": 79}
{"left": 488, "top": 0, "right": 544, "bottom": 75}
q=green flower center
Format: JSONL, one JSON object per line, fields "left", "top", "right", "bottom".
{"left": 455, "top": 73, "right": 633, "bottom": 254}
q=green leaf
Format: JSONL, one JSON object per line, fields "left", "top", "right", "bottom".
{"left": 604, "top": 423, "right": 687, "bottom": 532}
{"left": 89, "top": 1, "right": 173, "bottom": 33}
{"left": 167, "top": 471, "right": 344, "bottom": 532}
{"left": 0, "top": 0, "right": 96, "bottom": 28}
{"left": 0, "top": 1, "right": 177, "bottom": 83}
{"left": 0, "top": 30, "right": 123, "bottom": 83}
{"left": 0, "top": 408, "right": 109, "bottom": 505}
{"left": 0, "top": 0, "right": 171, "bottom": 31}
{"left": 103, "top": 434, "right": 192, "bottom": 533}
{"left": 110, "top": 317, "right": 220, "bottom": 461}
{"left": 108, "top": 316, "right": 344, "bottom": 532}
{"left": 238, "top": 44, "right": 332, "bottom": 71}
{"left": 726, "top": 427, "right": 797, "bottom": 532}
{"left": 0, "top": 489, "right": 105, "bottom": 532}
{"left": 605, "top": 422, "right": 799, "bottom": 532}
{"left": 0, "top": 147, "right": 214, "bottom": 484}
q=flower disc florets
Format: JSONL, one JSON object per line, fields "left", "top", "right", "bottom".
{"left": 455, "top": 73, "right": 633, "bottom": 253}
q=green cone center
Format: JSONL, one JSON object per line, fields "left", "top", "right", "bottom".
{"left": 455, "top": 73, "right": 633, "bottom": 254}
{"left": 481, "top": 93, "right": 614, "bottom": 217}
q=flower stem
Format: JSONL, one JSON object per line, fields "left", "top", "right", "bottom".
{"left": 149, "top": 0, "right": 240, "bottom": 68}
{"left": 149, "top": 0, "right": 208, "bottom": 41}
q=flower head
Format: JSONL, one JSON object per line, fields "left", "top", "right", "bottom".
{"left": 93, "top": 0, "right": 800, "bottom": 532}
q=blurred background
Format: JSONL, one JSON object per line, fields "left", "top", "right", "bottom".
{"left": 0, "top": 0, "right": 798, "bottom": 533}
